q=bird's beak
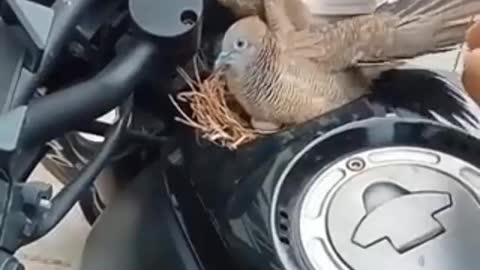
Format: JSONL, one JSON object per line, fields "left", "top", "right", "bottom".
{"left": 214, "top": 51, "right": 232, "bottom": 72}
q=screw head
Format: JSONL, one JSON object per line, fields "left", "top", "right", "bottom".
{"left": 39, "top": 199, "right": 52, "bottom": 210}
{"left": 68, "top": 42, "right": 85, "bottom": 58}
{"left": 346, "top": 158, "right": 366, "bottom": 171}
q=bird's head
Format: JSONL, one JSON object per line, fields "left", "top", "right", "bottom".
{"left": 214, "top": 16, "right": 267, "bottom": 75}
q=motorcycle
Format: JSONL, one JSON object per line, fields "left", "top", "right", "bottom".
{"left": 0, "top": 0, "right": 479, "bottom": 270}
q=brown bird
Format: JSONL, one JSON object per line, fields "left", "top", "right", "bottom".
{"left": 214, "top": 0, "right": 480, "bottom": 131}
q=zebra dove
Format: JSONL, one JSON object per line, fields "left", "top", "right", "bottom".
{"left": 214, "top": 0, "right": 480, "bottom": 131}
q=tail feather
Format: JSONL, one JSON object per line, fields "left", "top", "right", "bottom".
{"left": 375, "top": 0, "right": 479, "bottom": 59}
{"left": 402, "top": 0, "right": 464, "bottom": 19}
{"left": 377, "top": 0, "right": 463, "bottom": 18}
{"left": 436, "top": 17, "right": 475, "bottom": 48}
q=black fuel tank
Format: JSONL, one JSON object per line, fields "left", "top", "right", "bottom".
{"left": 180, "top": 69, "right": 480, "bottom": 270}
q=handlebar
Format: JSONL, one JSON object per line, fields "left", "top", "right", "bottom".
{"left": 19, "top": 37, "right": 158, "bottom": 148}
{"left": 0, "top": 0, "right": 203, "bottom": 152}
{"left": 0, "top": 0, "right": 204, "bottom": 268}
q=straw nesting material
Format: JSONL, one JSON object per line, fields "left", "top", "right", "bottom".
{"left": 170, "top": 64, "right": 276, "bottom": 150}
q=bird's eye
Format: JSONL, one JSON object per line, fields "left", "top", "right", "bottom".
{"left": 234, "top": 39, "right": 248, "bottom": 49}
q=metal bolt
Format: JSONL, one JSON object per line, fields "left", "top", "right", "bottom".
{"left": 180, "top": 10, "right": 197, "bottom": 26}
{"left": 346, "top": 158, "right": 366, "bottom": 171}
{"left": 68, "top": 42, "right": 85, "bottom": 58}
{"left": 39, "top": 199, "right": 52, "bottom": 210}
{"left": 22, "top": 219, "right": 35, "bottom": 237}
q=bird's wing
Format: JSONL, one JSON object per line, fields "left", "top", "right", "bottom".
{"left": 263, "top": 0, "right": 297, "bottom": 41}
{"left": 285, "top": 14, "right": 395, "bottom": 70}
{"left": 360, "top": 0, "right": 480, "bottom": 62}
{"left": 215, "top": 0, "right": 261, "bottom": 18}
{"left": 286, "top": 0, "right": 480, "bottom": 71}
{"left": 282, "top": 0, "right": 313, "bottom": 30}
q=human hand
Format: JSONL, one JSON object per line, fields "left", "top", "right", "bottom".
{"left": 463, "top": 22, "right": 480, "bottom": 104}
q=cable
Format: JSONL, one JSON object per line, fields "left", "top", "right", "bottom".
{"left": 28, "top": 96, "right": 133, "bottom": 241}
{"left": 77, "top": 120, "right": 168, "bottom": 145}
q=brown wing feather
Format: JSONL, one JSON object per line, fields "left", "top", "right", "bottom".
{"left": 286, "top": 0, "right": 480, "bottom": 70}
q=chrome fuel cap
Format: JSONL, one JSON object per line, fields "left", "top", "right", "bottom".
{"left": 298, "top": 147, "right": 480, "bottom": 270}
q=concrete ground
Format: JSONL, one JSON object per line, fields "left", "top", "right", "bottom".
{"left": 19, "top": 165, "right": 90, "bottom": 270}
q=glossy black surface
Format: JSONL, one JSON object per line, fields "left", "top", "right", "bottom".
{"left": 0, "top": 19, "right": 25, "bottom": 112}
{"left": 274, "top": 118, "right": 480, "bottom": 269}
{"left": 179, "top": 69, "right": 480, "bottom": 270}
{"left": 79, "top": 159, "right": 202, "bottom": 270}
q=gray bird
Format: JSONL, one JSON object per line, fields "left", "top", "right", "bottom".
{"left": 214, "top": 0, "right": 480, "bottom": 131}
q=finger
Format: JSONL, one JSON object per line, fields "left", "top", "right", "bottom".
{"left": 462, "top": 48, "right": 480, "bottom": 104}
{"left": 466, "top": 21, "right": 480, "bottom": 50}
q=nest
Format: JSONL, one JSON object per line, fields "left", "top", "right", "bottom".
{"left": 170, "top": 58, "right": 275, "bottom": 150}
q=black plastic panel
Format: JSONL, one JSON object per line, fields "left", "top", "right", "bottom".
{"left": 0, "top": 19, "right": 25, "bottom": 112}
{"left": 79, "top": 160, "right": 202, "bottom": 270}
{"left": 179, "top": 69, "right": 480, "bottom": 270}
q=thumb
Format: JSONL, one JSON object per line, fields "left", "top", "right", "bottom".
{"left": 466, "top": 22, "right": 480, "bottom": 50}
{"left": 462, "top": 48, "right": 480, "bottom": 104}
